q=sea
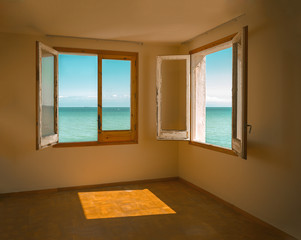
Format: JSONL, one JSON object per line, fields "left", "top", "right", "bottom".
{"left": 58, "top": 107, "right": 130, "bottom": 143}
{"left": 58, "top": 107, "right": 232, "bottom": 148}
{"left": 205, "top": 107, "right": 232, "bottom": 149}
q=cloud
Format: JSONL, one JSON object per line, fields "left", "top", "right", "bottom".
{"left": 59, "top": 95, "right": 96, "bottom": 99}
{"left": 102, "top": 94, "right": 130, "bottom": 100}
{"left": 207, "top": 96, "right": 231, "bottom": 103}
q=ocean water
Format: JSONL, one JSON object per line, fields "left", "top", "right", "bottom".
{"left": 102, "top": 107, "right": 131, "bottom": 131}
{"left": 58, "top": 107, "right": 97, "bottom": 143}
{"left": 58, "top": 107, "right": 130, "bottom": 143}
{"left": 58, "top": 107, "right": 232, "bottom": 148}
{"left": 206, "top": 107, "right": 232, "bottom": 149}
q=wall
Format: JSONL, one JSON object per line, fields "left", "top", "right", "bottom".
{"left": 0, "top": 33, "right": 179, "bottom": 193}
{"left": 1, "top": 0, "right": 300, "bottom": 238}
{"left": 178, "top": 0, "right": 301, "bottom": 238}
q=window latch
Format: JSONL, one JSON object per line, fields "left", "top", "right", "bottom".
{"left": 98, "top": 115, "right": 101, "bottom": 131}
{"left": 247, "top": 124, "right": 252, "bottom": 134}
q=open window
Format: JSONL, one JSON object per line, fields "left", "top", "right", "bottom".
{"left": 231, "top": 27, "right": 248, "bottom": 159}
{"left": 156, "top": 26, "right": 248, "bottom": 159}
{"left": 36, "top": 42, "right": 59, "bottom": 149}
{"left": 36, "top": 43, "right": 138, "bottom": 149}
{"left": 156, "top": 55, "right": 190, "bottom": 140}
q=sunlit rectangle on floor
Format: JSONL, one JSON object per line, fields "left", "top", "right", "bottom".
{"left": 78, "top": 189, "right": 176, "bottom": 219}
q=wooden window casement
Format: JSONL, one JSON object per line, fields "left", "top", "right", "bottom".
{"left": 231, "top": 27, "right": 248, "bottom": 159}
{"left": 36, "top": 44, "right": 138, "bottom": 149}
{"left": 36, "top": 42, "right": 59, "bottom": 149}
{"left": 156, "top": 55, "right": 190, "bottom": 140}
{"left": 156, "top": 26, "right": 249, "bottom": 159}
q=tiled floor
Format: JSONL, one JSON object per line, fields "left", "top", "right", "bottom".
{"left": 0, "top": 180, "right": 295, "bottom": 240}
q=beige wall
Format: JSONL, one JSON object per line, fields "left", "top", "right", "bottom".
{"left": 178, "top": 1, "right": 301, "bottom": 238}
{"left": 0, "top": 0, "right": 300, "bottom": 238}
{"left": 0, "top": 33, "right": 179, "bottom": 193}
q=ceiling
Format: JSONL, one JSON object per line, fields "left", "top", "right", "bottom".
{"left": 0, "top": 0, "right": 245, "bottom": 43}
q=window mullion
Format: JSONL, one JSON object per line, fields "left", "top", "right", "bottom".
{"left": 98, "top": 54, "right": 103, "bottom": 142}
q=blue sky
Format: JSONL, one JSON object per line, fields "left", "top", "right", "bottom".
{"left": 206, "top": 47, "right": 232, "bottom": 107}
{"left": 58, "top": 55, "right": 130, "bottom": 107}
{"left": 102, "top": 59, "right": 130, "bottom": 107}
{"left": 58, "top": 49, "right": 232, "bottom": 108}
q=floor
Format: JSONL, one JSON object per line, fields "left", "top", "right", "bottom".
{"left": 0, "top": 180, "right": 294, "bottom": 240}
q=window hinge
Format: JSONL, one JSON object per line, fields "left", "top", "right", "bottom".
{"left": 134, "top": 124, "right": 136, "bottom": 130}
{"left": 247, "top": 124, "right": 252, "bottom": 134}
{"left": 98, "top": 115, "right": 101, "bottom": 131}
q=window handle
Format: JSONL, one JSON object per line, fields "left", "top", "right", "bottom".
{"left": 98, "top": 115, "right": 101, "bottom": 131}
{"left": 247, "top": 124, "right": 252, "bottom": 134}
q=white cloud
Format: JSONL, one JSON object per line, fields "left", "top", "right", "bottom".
{"left": 207, "top": 96, "right": 231, "bottom": 103}
{"left": 101, "top": 94, "right": 130, "bottom": 100}
{"left": 59, "top": 95, "right": 97, "bottom": 99}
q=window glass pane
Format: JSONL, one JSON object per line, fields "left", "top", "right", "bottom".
{"left": 205, "top": 47, "right": 232, "bottom": 148}
{"left": 58, "top": 54, "right": 98, "bottom": 142}
{"left": 41, "top": 51, "right": 55, "bottom": 137}
{"left": 161, "top": 60, "right": 186, "bottom": 130}
{"left": 102, "top": 59, "right": 131, "bottom": 131}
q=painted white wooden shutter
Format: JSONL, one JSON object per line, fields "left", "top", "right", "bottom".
{"left": 36, "top": 42, "right": 59, "bottom": 149}
{"left": 190, "top": 52, "right": 206, "bottom": 143}
{"left": 156, "top": 55, "right": 190, "bottom": 140}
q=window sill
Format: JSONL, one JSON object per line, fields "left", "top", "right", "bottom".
{"left": 189, "top": 141, "right": 237, "bottom": 156}
{"left": 53, "top": 140, "right": 138, "bottom": 148}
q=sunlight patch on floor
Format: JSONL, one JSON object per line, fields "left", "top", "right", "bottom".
{"left": 78, "top": 189, "right": 176, "bottom": 219}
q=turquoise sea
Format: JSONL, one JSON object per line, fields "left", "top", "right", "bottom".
{"left": 206, "top": 107, "right": 232, "bottom": 149}
{"left": 58, "top": 107, "right": 232, "bottom": 148}
{"left": 58, "top": 107, "right": 130, "bottom": 143}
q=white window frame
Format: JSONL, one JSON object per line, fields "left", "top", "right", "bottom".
{"left": 36, "top": 42, "right": 59, "bottom": 149}
{"left": 156, "top": 55, "right": 190, "bottom": 140}
{"left": 190, "top": 41, "right": 232, "bottom": 144}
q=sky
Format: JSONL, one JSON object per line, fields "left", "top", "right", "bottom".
{"left": 206, "top": 47, "right": 232, "bottom": 107}
{"left": 58, "top": 54, "right": 130, "bottom": 107}
{"left": 58, "top": 48, "right": 232, "bottom": 108}
{"left": 102, "top": 59, "right": 130, "bottom": 107}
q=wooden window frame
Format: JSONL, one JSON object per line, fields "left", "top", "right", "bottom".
{"left": 231, "top": 27, "right": 248, "bottom": 159}
{"left": 156, "top": 55, "right": 190, "bottom": 140}
{"left": 98, "top": 53, "right": 138, "bottom": 144}
{"left": 36, "top": 42, "right": 59, "bottom": 150}
{"left": 189, "top": 28, "right": 248, "bottom": 159}
{"left": 36, "top": 44, "right": 138, "bottom": 149}
{"left": 189, "top": 38, "right": 235, "bottom": 156}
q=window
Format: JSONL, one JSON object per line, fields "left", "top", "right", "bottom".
{"left": 190, "top": 42, "right": 233, "bottom": 149}
{"left": 157, "top": 26, "right": 248, "bottom": 159}
{"left": 36, "top": 44, "right": 138, "bottom": 149}
{"left": 58, "top": 53, "right": 98, "bottom": 143}
{"left": 156, "top": 55, "right": 190, "bottom": 140}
